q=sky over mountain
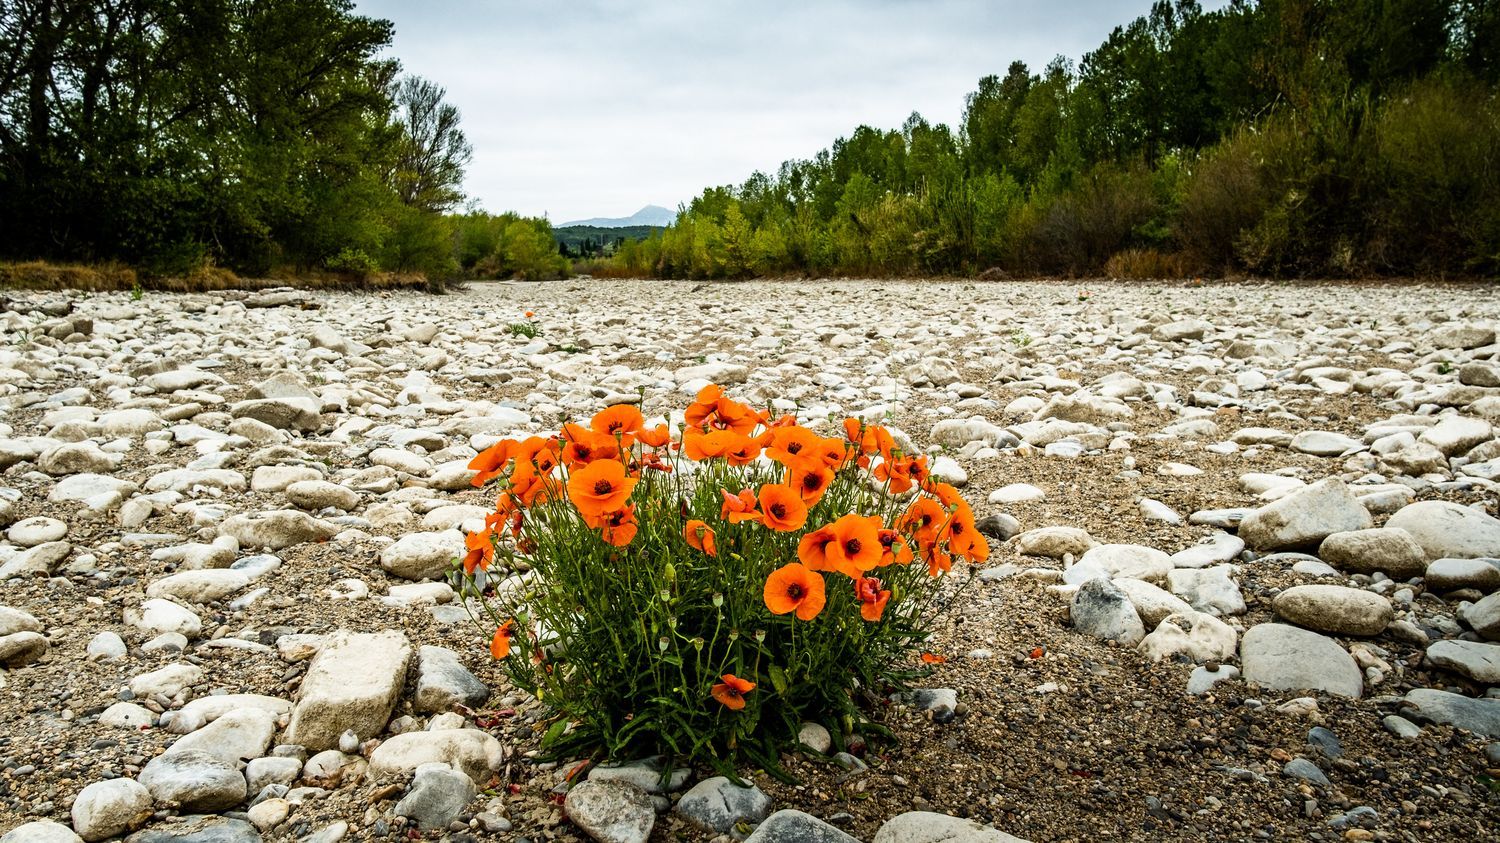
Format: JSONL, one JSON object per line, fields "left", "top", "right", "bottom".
{"left": 355, "top": 0, "right": 1230, "bottom": 223}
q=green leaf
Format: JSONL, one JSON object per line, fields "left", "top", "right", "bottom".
{"left": 768, "top": 664, "right": 789, "bottom": 695}
{"left": 541, "top": 718, "right": 569, "bottom": 748}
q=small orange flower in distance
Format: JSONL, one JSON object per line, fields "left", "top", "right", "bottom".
{"left": 921, "top": 652, "right": 947, "bottom": 664}
{"left": 721, "top": 488, "right": 758, "bottom": 522}
{"left": 524, "top": 310, "right": 535, "bottom": 318}
{"left": 764, "top": 562, "right": 827, "bottom": 620}
{"left": 637, "top": 424, "right": 671, "bottom": 448}
{"left": 684, "top": 520, "right": 717, "bottom": 556}
{"left": 710, "top": 673, "right": 756, "bottom": 710}
{"left": 928, "top": 482, "right": 967, "bottom": 512}
{"left": 685, "top": 384, "right": 725, "bottom": 428}
{"left": 855, "top": 576, "right": 892, "bottom": 622}
{"left": 756, "top": 484, "right": 807, "bottom": 531}
{"left": 685, "top": 384, "right": 758, "bottom": 435}
{"left": 787, "top": 462, "right": 834, "bottom": 504}
{"left": 924, "top": 544, "right": 954, "bottom": 577}
{"left": 811, "top": 436, "right": 850, "bottom": 470}
{"left": 591, "top": 405, "right": 645, "bottom": 442}
{"left": 566, "top": 459, "right": 637, "bottom": 518}
{"left": 491, "top": 620, "right": 515, "bottom": 659}
{"left": 821, "top": 514, "right": 882, "bottom": 578}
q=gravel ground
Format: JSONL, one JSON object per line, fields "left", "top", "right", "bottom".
{"left": 0, "top": 278, "right": 1498, "bottom": 842}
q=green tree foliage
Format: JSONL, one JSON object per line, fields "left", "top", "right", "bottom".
{"left": 0, "top": 0, "right": 564, "bottom": 282}
{"left": 613, "top": 0, "right": 1498, "bottom": 280}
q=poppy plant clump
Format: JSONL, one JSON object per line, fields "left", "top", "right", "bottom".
{"left": 453, "top": 384, "right": 986, "bottom": 769}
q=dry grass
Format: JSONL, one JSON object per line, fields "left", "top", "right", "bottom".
{"left": 1103, "top": 248, "right": 1199, "bottom": 280}
{"left": 0, "top": 261, "right": 442, "bottom": 293}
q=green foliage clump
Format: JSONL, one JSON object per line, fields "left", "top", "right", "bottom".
{"left": 454, "top": 397, "right": 978, "bottom": 768}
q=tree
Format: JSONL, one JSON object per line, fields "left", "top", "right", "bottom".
{"left": 391, "top": 74, "right": 472, "bottom": 212}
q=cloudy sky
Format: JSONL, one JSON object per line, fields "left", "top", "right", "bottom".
{"left": 354, "top": 0, "right": 1221, "bottom": 224}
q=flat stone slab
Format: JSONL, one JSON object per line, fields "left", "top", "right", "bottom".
{"left": 1240, "top": 623, "right": 1363, "bottom": 698}
{"left": 1402, "top": 688, "right": 1500, "bottom": 738}
{"left": 286, "top": 629, "right": 411, "bottom": 750}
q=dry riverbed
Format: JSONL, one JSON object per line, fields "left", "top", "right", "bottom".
{"left": 0, "top": 278, "right": 1498, "bottom": 842}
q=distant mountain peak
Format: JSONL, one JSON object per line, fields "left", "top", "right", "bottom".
{"left": 558, "top": 205, "right": 674, "bottom": 228}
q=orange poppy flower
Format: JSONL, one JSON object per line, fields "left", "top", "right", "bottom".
{"left": 468, "top": 439, "right": 515, "bottom": 486}
{"left": 855, "top": 576, "right": 892, "bottom": 622}
{"left": 585, "top": 504, "right": 638, "bottom": 546}
{"left": 877, "top": 528, "right": 914, "bottom": 566}
{"left": 928, "top": 482, "right": 967, "bottom": 512}
{"left": 924, "top": 543, "right": 953, "bottom": 576}
{"left": 726, "top": 437, "right": 763, "bottom": 466}
{"left": 637, "top": 423, "right": 672, "bottom": 449}
{"left": 710, "top": 673, "right": 756, "bottom": 710}
{"left": 821, "top": 514, "right": 883, "bottom": 577}
{"left": 810, "top": 436, "right": 850, "bottom": 470}
{"left": 463, "top": 529, "right": 496, "bottom": 574}
{"left": 491, "top": 621, "right": 515, "bottom": 659}
{"left": 921, "top": 652, "right": 946, "bottom": 664}
{"left": 945, "top": 511, "right": 989, "bottom": 563}
{"left": 798, "top": 526, "right": 836, "bottom": 571}
{"left": 843, "top": 418, "right": 896, "bottom": 456}
{"left": 786, "top": 462, "right": 834, "bottom": 504}
{"left": 591, "top": 405, "right": 645, "bottom": 442}
{"left": 685, "top": 385, "right": 758, "bottom": 435}
{"left": 685, "top": 520, "right": 717, "bottom": 556}
{"left": 511, "top": 471, "right": 553, "bottom": 507}
{"left": 685, "top": 384, "right": 725, "bottom": 424}
{"left": 899, "top": 497, "right": 946, "bottom": 547}
{"left": 764, "top": 426, "right": 821, "bottom": 467}
{"left": 683, "top": 428, "right": 749, "bottom": 461}
{"left": 874, "top": 456, "right": 917, "bottom": 494}
{"left": 721, "top": 488, "right": 758, "bottom": 522}
{"left": 566, "top": 459, "right": 638, "bottom": 518}
{"left": 560, "top": 423, "right": 620, "bottom": 467}
{"left": 756, "top": 484, "right": 807, "bottom": 531}
{"left": 763, "top": 562, "right": 827, "bottom": 620}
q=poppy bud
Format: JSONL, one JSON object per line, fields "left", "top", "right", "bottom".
{"left": 711, "top": 592, "right": 724, "bottom": 607}
{"left": 690, "top": 637, "right": 705, "bottom": 651}
{"left": 658, "top": 636, "right": 669, "bottom": 652}
{"left": 842, "top": 714, "right": 855, "bottom": 735}
{"left": 664, "top": 563, "right": 676, "bottom": 583}
{"left": 754, "top": 629, "right": 766, "bottom": 643}
{"left": 728, "top": 628, "right": 739, "bottom": 642}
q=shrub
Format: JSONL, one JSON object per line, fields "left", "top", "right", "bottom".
{"left": 1103, "top": 248, "right": 1195, "bottom": 280}
{"left": 452, "top": 386, "right": 982, "bottom": 772}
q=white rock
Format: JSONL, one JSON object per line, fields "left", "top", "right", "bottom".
{"left": 125, "top": 598, "right": 202, "bottom": 639}
{"left": 1272, "top": 585, "right": 1392, "bottom": 636}
{"left": 1385, "top": 500, "right": 1500, "bottom": 561}
{"left": 1240, "top": 623, "right": 1363, "bottom": 699}
{"left": 380, "top": 531, "right": 464, "bottom": 580}
{"left": 286, "top": 629, "right": 411, "bottom": 750}
{"left": 1238, "top": 478, "right": 1372, "bottom": 551}
{"left": 1139, "top": 612, "right": 1237, "bottom": 663}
